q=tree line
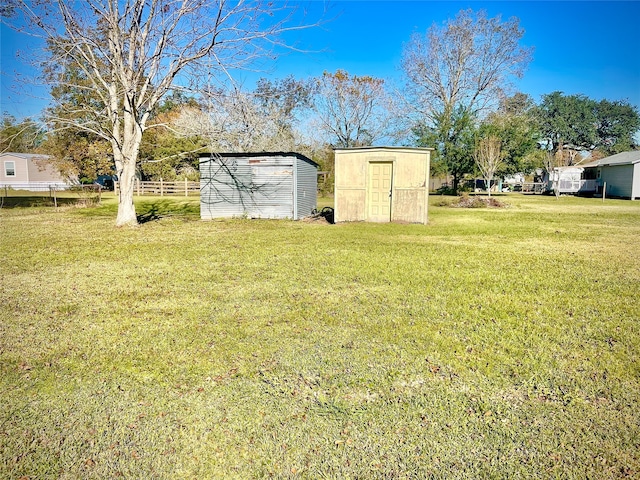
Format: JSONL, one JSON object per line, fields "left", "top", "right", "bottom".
{"left": 2, "top": 4, "right": 639, "bottom": 225}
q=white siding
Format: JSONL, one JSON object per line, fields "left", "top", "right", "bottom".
{"left": 601, "top": 165, "right": 633, "bottom": 198}
{"left": 633, "top": 164, "right": 640, "bottom": 200}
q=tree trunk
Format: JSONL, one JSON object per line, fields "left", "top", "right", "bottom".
{"left": 452, "top": 175, "right": 460, "bottom": 195}
{"left": 114, "top": 111, "right": 143, "bottom": 227}
{"left": 116, "top": 158, "right": 138, "bottom": 226}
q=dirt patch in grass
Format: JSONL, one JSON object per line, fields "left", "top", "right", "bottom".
{"left": 439, "top": 195, "right": 509, "bottom": 208}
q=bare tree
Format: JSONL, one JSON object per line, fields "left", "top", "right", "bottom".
{"left": 175, "top": 86, "right": 311, "bottom": 154}
{"left": 402, "top": 9, "right": 532, "bottom": 192}
{"left": 310, "top": 70, "right": 393, "bottom": 148}
{"left": 473, "top": 135, "right": 502, "bottom": 196}
{"left": 4, "top": 1, "right": 316, "bottom": 226}
{"left": 402, "top": 9, "right": 533, "bottom": 122}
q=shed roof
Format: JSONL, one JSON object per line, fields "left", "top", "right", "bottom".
{"left": 199, "top": 151, "right": 319, "bottom": 168}
{"left": 333, "top": 146, "right": 433, "bottom": 153}
{"left": 580, "top": 151, "right": 640, "bottom": 168}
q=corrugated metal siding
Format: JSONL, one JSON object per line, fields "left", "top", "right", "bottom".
{"left": 250, "top": 163, "right": 294, "bottom": 218}
{"left": 295, "top": 157, "right": 318, "bottom": 219}
{"left": 200, "top": 157, "right": 253, "bottom": 219}
{"left": 200, "top": 154, "right": 298, "bottom": 220}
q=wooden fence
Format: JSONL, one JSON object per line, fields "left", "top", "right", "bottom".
{"left": 115, "top": 179, "right": 200, "bottom": 197}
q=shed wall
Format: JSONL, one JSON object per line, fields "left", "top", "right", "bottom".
{"left": 295, "top": 157, "right": 318, "bottom": 218}
{"left": 334, "top": 148, "right": 430, "bottom": 224}
{"left": 633, "top": 164, "right": 640, "bottom": 199}
{"left": 200, "top": 153, "right": 317, "bottom": 220}
{"left": 601, "top": 164, "right": 633, "bottom": 198}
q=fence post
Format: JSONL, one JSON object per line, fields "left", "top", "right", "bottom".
{"left": 602, "top": 182, "right": 606, "bottom": 202}
{"left": 185, "top": 178, "right": 188, "bottom": 197}
{"left": 160, "top": 178, "right": 163, "bottom": 197}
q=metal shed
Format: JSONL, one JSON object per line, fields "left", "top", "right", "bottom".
{"left": 334, "top": 146, "right": 432, "bottom": 224}
{"left": 200, "top": 152, "right": 318, "bottom": 220}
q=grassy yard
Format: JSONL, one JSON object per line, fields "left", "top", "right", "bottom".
{"left": 1, "top": 194, "right": 639, "bottom": 478}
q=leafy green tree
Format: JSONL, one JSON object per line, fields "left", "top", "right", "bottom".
{"left": 415, "top": 106, "right": 476, "bottom": 192}
{"left": 594, "top": 99, "right": 640, "bottom": 154}
{"left": 536, "top": 92, "right": 639, "bottom": 166}
{"left": 537, "top": 92, "right": 597, "bottom": 163}
{"left": 0, "top": 114, "right": 43, "bottom": 153}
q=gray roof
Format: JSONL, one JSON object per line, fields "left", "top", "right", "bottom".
{"left": 581, "top": 151, "right": 640, "bottom": 168}
{"left": 0, "top": 152, "right": 51, "bottom": 160}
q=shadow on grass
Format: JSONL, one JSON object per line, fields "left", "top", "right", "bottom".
{"left": 136, "top": 199, "right": 200, "bottom": 224}
{"left": 0, "top": 196, "right": 82, "bottom": 208}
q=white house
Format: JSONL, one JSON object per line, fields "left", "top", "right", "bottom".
{"left": 0, "top": 152, "right": 71, "bottom": 190}
{"left": 581, "top": 151, "right": 640, "bottom": 200}
{"left": 544, "top": 166, "right": 598, "bottom": 195}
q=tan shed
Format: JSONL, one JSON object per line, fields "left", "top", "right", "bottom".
{"left": 334, "top": 146, "right": 432, "bottom": 224}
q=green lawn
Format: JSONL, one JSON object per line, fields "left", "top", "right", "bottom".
{"left": 1, "top": 194, "right": 639, "bottom": 478}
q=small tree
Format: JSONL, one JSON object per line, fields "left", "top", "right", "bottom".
{"left": 474, "top": 135, "right": 502, "bottom": 196}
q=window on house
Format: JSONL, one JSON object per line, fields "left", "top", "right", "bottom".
{"left": 4, "top": 161, "right": 16, "bottom": 177}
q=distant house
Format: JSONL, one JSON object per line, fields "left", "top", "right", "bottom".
{"left": 581, "top": 151, "right": 640, "bottom": 200}
{"left": 544, "top": 166, "right": 598, "bottom": 195}
{"left": 199, "top": 152, "right": 318, "bottom": 220}
{"left": 0, "top": 152, "right": 71, "bottom": 190}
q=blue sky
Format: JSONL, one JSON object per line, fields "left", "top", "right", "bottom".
{"left": 2, "top": 1, "right": 640, "bottom": 120}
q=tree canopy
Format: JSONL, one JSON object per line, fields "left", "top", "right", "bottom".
{"left": 537, "top": 91, "right": 640, "bottom": 166}
{"left": 310, "top": 70, "right": 392, "bottom": 148}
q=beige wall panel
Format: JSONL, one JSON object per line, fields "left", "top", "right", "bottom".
{"left": 2, "top": 155, "right": 28, "bottom": 182}
{"left": 27, "top": 158, "right": 64, "bottom": 182}
{"left": 335, "top": 189, "right": 366, "bottom": 222}
{"left": 392, "top": 189, "right": 425, "bottom": 223}
{"left": 393, "top": 153, "right": 429, "bottom": 188}
{"left": 335, "top": 155, "right": 367, "bottom": 189}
